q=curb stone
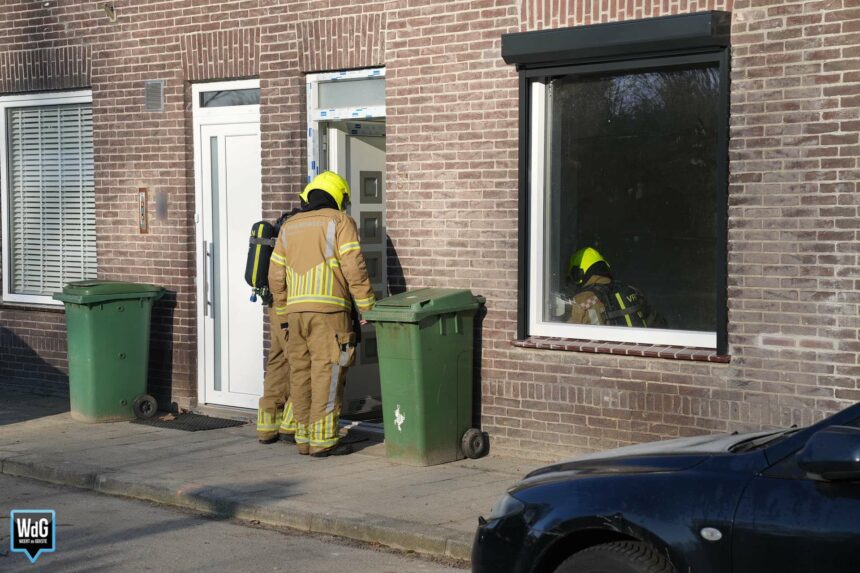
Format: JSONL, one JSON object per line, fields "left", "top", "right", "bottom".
{"left": 1, "top": 455, "right": 473, "bottom": 562}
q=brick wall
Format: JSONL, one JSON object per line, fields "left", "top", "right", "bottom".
{"left": 0, "top": 308, "right": 67, "bottom": 394}
{"left": 0, "top": 0, "right": 389, "bottom": 405}
{"left": 382, "top": 0, "right": 523, "bottom": 448}
{"left": 468, "top": 0, "right": 860, "bottom": 460}
{"left": 387, "top": 0, "right": 859, "bottom": 460}
{"left": 295, "top": 12, "right": 386, "bottom": 73}
{"left": 0, "top": 45, "right": 90, "bottom": 93}
{"left": 0, "top": 1, "right": 277, "bottom": 405}
{"left": 726, "top": 0, "right": 860, "bottom": 419}
{"left": 0, "top": 0, "right": 856, "bottom": 461}
{"left": 519, "top": 0, "right": 732, "bottom": 29}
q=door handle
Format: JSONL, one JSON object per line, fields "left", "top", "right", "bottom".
{"left": 204, "top": 240, "right": 215, "bottom": 318}
{"left": 203, "top": 240, "right": 208, "bottom": 317}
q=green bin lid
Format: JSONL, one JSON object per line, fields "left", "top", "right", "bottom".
{"left": 53, "top": 280, "right": 165, "bottom": 305}
{"left": 364, "top": 288, "right": 484, "bottom": 323}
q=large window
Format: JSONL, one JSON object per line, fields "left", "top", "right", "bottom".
{"left": 1, "top": 91, "right": 96, "bottom": 304}
{"left": 505, "top": 12, "right": 730, "bottom": 351}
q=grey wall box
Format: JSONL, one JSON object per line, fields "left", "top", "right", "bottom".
{"left": 155, "top": 191, "right": 168, "bottom": 221}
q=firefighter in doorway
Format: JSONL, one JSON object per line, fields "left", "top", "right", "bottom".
{"left": 257, "top": 211, "right": 300, "bottom": 444}
{"left": 567, "top": 247, "right": 666, "bottom": 328}
{"left": 268, "top": 171, "right": 375, "bottom": 457}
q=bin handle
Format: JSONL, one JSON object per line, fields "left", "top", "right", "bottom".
{"left": 437, "top": 313, "right": 462, "bottom": 336}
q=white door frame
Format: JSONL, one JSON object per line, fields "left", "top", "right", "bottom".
{"left": 192, "top": 79, "right": 260, "bottom": 408}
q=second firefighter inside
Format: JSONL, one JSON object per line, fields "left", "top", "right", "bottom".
{"left": 563, "top": 246, "right": 665, "bottom": 328}
{"left": 268, "top": 171, "right": 375, "bottom": 458}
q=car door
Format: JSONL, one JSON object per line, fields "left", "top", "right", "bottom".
{"left": 732, "top": 416, "right": 860, "bottom": 573}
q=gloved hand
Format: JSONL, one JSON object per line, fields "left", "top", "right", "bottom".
{"left": 550, "top": 292, "right": 571, "bottom": 318}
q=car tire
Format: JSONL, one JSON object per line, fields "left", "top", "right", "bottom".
{"left": 555, "top": 541, "right": 676, "bottom": 573}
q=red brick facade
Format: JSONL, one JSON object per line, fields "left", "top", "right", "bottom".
{"left": 0, "top": 0, "right": 857, "bottom": 460}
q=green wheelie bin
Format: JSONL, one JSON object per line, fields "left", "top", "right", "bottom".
{"left": 364, "top": 288, "right": 486, "bottom": 466}
{"left": 53, "top": 280, "right": 165, "bottom": 423}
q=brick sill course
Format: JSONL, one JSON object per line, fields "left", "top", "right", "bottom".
{"left": 512, "top": 336, "right": 730, "bottom": 363}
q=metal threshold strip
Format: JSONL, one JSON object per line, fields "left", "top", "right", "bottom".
{"left": 194, "top": 403, "right": 385, "bottom": 436}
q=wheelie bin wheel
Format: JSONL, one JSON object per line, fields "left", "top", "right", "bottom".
{"left": 133, "top": 394, "right": 158, "bottom": 419}
{"left": 462, "top": 428, "right": 489, "bottom": 459}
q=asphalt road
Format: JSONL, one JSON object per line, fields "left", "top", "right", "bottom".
{"left": 0, "top": 474, "right": 467, "bottom": 572}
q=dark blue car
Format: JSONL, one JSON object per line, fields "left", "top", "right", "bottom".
{"left": 473, "top": 403, "right": 860, "bottom": 573}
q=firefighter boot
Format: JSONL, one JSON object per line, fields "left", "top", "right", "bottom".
{"left": 309, "top": 442, "right": 353, "bottom": 458}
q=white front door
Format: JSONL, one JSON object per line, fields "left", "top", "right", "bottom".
{"left": 194, "top": 80, "right": 263, "bottom": 409}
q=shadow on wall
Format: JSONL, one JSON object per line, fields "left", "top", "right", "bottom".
{"left": 1, "top": 291, "right": 178, "bottom": 416}
{"left": 0, "top": 326, "right": 69, "bottom": 395}
{"left": 385, "top": 233, "right": 487, "bottom": 431}
{"left": 386, "top": 235, "right": 406, "bottom": 296}
{"left": 147, "top": 291, "right": 177, "bottom": 412}
{"left": 473, "top": 302, "right": 487, "bottom": 430}
{"left": 0, "top": 326, "right": 71, "bottom": 424}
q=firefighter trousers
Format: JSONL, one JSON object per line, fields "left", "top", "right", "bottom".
{"left": 256, "top": 305, "right": 297, "bottom": 440}
{"left": 284, "top": 311, "right": 356, "bottom": 455}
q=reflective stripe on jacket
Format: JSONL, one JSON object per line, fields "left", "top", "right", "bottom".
{"left": 268, "top": 208, "right": 375, "bottom": 316}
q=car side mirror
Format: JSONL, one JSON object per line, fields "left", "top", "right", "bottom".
{"left": 797, "top": 426, "right": 860, "bottom": 482}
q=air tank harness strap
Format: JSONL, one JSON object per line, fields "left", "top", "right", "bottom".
{"left": 603, "top": 305, "right": 643, "bottom": 321}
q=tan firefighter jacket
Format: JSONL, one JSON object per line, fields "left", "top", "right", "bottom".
{"left": 568, "top": 275, "right": 612, "bottom": 325}
{"left": 268, "top": 208, "right": 375, "bottom": 316}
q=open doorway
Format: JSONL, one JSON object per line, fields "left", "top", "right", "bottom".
{"left": 306, "top": 70, "right": 386, "bottom": 421}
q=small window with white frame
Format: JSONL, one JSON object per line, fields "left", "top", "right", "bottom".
{"left": 0, "top": 90, "right": 96, "bottom": 304}
{"left": 504, "top": 13, "right": 731, "bottom": 353}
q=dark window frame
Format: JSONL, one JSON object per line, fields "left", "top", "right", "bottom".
{"left": 505, "top": 11, "right": 731, "bottom": 354}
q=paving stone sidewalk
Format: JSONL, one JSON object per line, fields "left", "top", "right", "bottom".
{"left": 0, "top": 388, "right": 546, "bottom": 562}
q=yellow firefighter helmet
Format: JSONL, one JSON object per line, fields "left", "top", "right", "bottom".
{"left": 568, "top": 246, "right": 609, "bottom": 285}
{"left": 300, "top": 171, "right": 351, "bottom": 211}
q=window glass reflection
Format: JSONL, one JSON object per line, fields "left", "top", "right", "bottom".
{"left": 543, "top": 66, "right": 719, "bottom": 332}
{"left": 200, "top": 88, "right": 260, "bottom": 108}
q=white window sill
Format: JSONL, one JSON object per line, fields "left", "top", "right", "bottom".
{"left": 512, "top": 336, "right": 730, "bottom": 363}
{"left": 0, "top": 300, "right": 65, "bottom": 313}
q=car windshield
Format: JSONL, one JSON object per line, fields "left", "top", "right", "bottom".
{"left": 729, "top": 427, "right": 803, "bottom": 453}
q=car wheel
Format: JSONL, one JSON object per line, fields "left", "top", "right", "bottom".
{"left": 555, "top": 541, "right": 676, "bottom": 573}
